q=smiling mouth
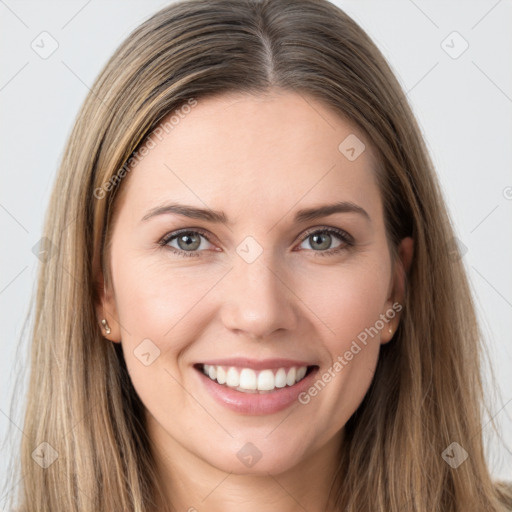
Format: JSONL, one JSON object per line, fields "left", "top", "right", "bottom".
{"left": 195, "top": 363, "right": 317, "bottom": 393}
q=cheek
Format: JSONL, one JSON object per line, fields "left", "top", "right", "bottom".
{"left": 110, "top": 255, "right": 216, "bottom": 412}
{"left": 294, "top": 255, "right": 391, "bottom": 346}
{"left": 113, "top": 251, "right": 216, "bottom": 332}
{"left": 111, "top": 249, "right": 224, "bottom": 350}
{"left": 292, "top": 258, "right": 389, "bottom": 434}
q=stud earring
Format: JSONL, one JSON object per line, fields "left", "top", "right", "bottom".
{"left": 388, "top": 326, "right": 393, "bottom": 335}
{"left": 101, "top": 318, "right": 111, "bottom": 335}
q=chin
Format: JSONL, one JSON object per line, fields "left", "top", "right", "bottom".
{"left": 199, "top": 435, "right": 314, "bottom": 476}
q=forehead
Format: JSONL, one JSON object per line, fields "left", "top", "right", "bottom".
{"left": 117, "top": 91, "right": 383, "bottom": 224}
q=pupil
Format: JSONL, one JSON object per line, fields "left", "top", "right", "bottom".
{"left": 178, "top": 233, "right": 200, "bottom": 251}
{"left": 311, "top": 233, "right": 331, "bottom": 250}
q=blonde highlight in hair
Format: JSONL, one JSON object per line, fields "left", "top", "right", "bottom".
{"left": 4, "top": 0, "right": 511, "bottom": 510}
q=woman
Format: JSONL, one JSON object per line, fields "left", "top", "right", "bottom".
{"left": 4, "top": 0, "right": 511, "bottom": 510}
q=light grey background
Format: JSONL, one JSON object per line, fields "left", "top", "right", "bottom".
{"left": 1, "top": 0, "right": 511, "bottom": 504}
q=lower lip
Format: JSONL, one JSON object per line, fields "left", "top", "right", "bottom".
{"left": 196, "top": 367, "right": 319, "bottom": 415}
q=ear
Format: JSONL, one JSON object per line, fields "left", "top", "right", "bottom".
{"left": 94, "top": 270, "right": 122, "bottom": 343}
{"left": 380, "top": 236, "right": 414, "bottom": 344}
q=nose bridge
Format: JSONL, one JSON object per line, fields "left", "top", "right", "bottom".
{"left": 219, "top": 247, "right": 298, "bottom": 338}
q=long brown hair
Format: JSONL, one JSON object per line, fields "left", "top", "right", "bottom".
{"left": 4, "top": 0, "right": 511, "bottom": 510}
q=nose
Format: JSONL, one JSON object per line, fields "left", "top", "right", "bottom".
{"left": 219, "top": 254, "right": 299, "bottom": 340}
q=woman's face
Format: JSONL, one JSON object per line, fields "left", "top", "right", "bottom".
{"left": 99, "top": 90, "right": 411, "bottom": 476}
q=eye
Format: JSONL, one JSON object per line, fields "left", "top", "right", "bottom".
{"left": 159, "top": 229, "right": 215, "bottom": 257}
{"left": 297, "top": 227, "right": 353, "bottom": 256}
{"left": 159, "top": 226, "right": 354, "bottom": 258}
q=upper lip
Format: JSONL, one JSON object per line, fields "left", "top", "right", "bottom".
{"left": 197, "top": 358, "right": 316, "bottom": 371}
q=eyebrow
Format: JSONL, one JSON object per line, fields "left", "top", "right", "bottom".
{"left": 141, "top": 200, "right": 371, "bottom": 224}
{"left": 294, "top": 201, "right": 370, "bottom": 223}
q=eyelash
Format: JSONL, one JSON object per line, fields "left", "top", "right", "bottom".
{"left": 158, "top": 227, "right": 354, "bottom": 258}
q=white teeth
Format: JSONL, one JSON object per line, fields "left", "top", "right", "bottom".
{"left": 226, "top": 367, "right": 240, "bottom": 387}
{"left": 286, "top": 367, "right": 296, "bottom": 386}
{"left": 200, "top": 364, "right": 310, "bottom": 392}
{"left": 296, "top": 366, "right": 307, "bottom": 381}
{"left": 239, "top": 368, "right": 257, "bottom": 390}
{"left": 274, "top": 368, "right": 287, "bottom": 388}
{"left": 257, "top": 369, "right": 275, "bottom": 391}
{"left": 216, "top": 366, "right": 226, "bottom": 384}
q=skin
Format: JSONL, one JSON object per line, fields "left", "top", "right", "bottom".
{"left": 97, "top": 89, "right": 413, "bottom": 512}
